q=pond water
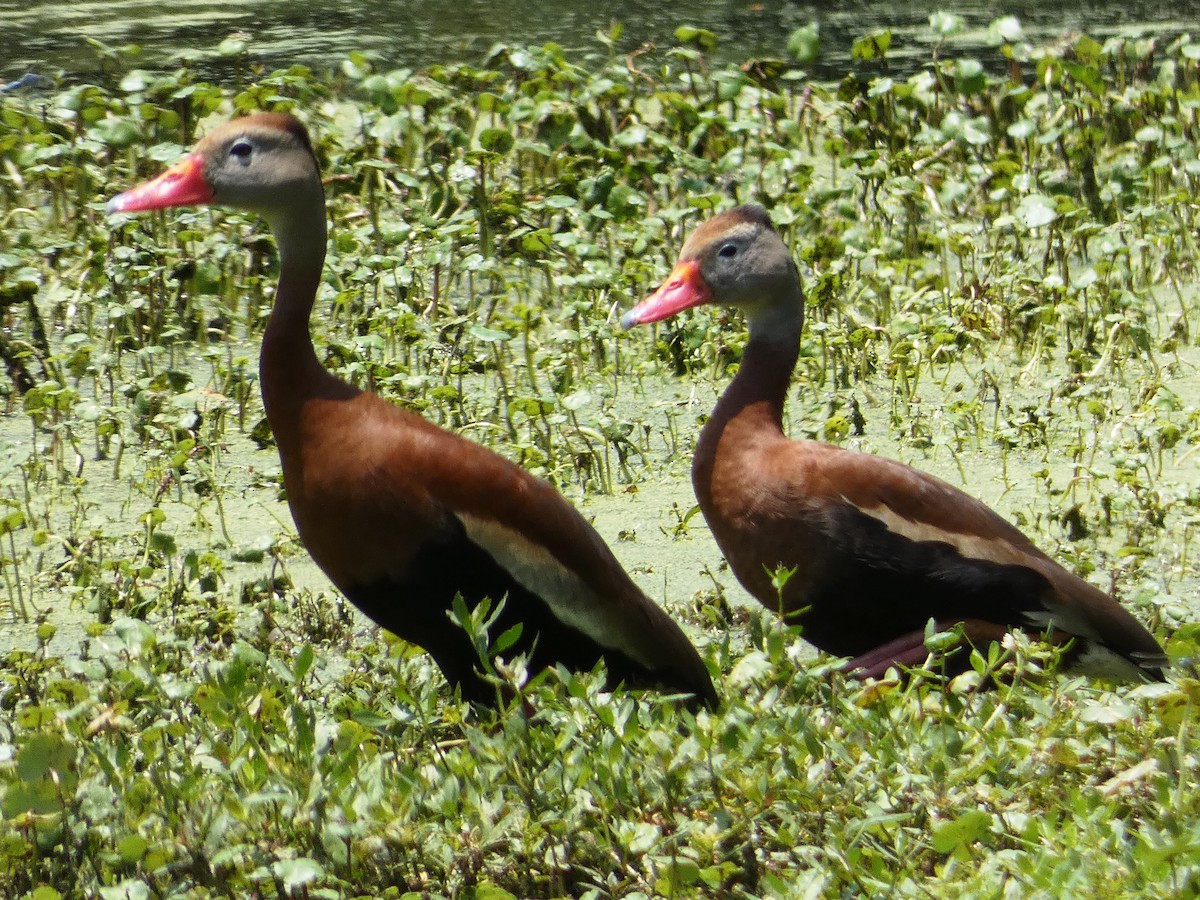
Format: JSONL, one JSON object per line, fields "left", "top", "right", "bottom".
{"left": 0, "top": 0, "right": 1193, "bottom": 83}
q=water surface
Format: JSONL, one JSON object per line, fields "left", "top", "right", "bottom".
{"left": 1, "top": 0, "right": 1193, "bottom": 83}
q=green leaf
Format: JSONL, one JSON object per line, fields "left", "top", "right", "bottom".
{"left": 273, "top": 857, "right": 324, "bottom": 888}
{"left": 478, "top": 127, "right": 514, "bottom": 154}
{"left": 867, "top": 77, "right": 894, "bottom": 97}
{"left": 294, "top": 644, "right": 316, "bottom": 681}
{"left": 1074, "top": 34, "right": 1103, "bottom": 66}
{"left": 787, "top": 24, "right": 820, "bottom": 64}
{"left": 6, "top": 733, "right": 75, "bottom": 816}
{"left": 467, "top": 884, "right": 518, "bottom": 900}
{"left": 988, "top": 16, "right": 1023, "bottom": 44}
{"left": 491, "top": 623, "right": 524, "bottom": 656}
{"left": 519, "top": 228, "right": 553, "bottom": 252}
{"left": 341, "top": 52, "right": 372, "bottom": 80}
{"left": 97, "top": 881, "right": 150, "bottom": 900}
{"left": 654, "top": 856, "right": 701, "bottom": 893}
{"left": 932, "top": 810, "right": 991, "bottom": 853}
{"left": 0, "top": 508, "right": 25, "bottom": 536}
{"left": 115, "top": 618, "right": 157, "bottom": 654}
{"left": 929, "top": 12, "right": 964, "bottom": 38}
{"left": 674, "top": 26, "right": 718, "bottom": 52}
{"left": 953, "top": 59, "right": 986, "bottom": 96}
{"left": 1007, "top": 118, "right": 1035, "bottom": 139}
{"left": 91, "top": 117, "right": 140, "bottom": 149}
{"left": 149, "top": 530, "right": 177, "bottom": 555}
{"left": 217, "top": 36, "right": 247, "bottom": 56}
{"left": 1080, "top": 700, "right": 1137, "bottom": 724}
{"left": 469, "top": 324, "right": 512, "bottom": 342}
{"left": 852, "top": 30, "right": 892, "bottom": 61}
{"left": 117, "top": 834, "right": 149, "bottom": 864}
{"left": 1017, "top": 194, "right": 1058, "bottom": 229}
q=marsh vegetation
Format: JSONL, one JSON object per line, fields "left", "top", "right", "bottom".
{"left": 1, "top": 17, "right": 1199, "bottom": 898}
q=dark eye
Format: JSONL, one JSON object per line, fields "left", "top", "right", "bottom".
{"left": 229, "top": 139, "right": 253, "bottom": 161}
{"left": 718, "top": 242, "right": 738, "bottom": 258}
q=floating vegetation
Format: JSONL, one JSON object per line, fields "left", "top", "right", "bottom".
{"left": 0, "top": 18, "right": 1198, "bottom": 898}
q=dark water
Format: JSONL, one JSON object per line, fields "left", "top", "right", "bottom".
{"left": 0, "top": 0, "right": 1195, "bottom": 84}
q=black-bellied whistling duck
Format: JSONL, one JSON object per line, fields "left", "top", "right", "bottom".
{"left": 622, "top": 204, "right": 1168, "bottom": 683}
{"left": 108, "top": 113, "right": 717, "bottom": 710}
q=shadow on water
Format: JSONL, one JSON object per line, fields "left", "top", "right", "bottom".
{"left": 0, "top": 0, "right": 1192, "bottom": 82}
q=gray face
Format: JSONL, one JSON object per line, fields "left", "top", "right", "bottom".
{"left": 695, "top": 220, "right": 802, "bottom": 320}
{"left": 201, "top": 128, "right": 319, "bottom": 217}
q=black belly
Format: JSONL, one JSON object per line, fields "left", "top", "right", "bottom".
{"left": 343, "top": 520, "right": 663, "bottom": 706}
{"left": 786, "top": 506, "right": 1053, "bottom": 658}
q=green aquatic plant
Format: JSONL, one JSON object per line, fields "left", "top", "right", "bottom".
{"left": 0, "top": 17, "right": 1197, "bottom": 898}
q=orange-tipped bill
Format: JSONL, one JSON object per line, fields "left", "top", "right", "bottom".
{"left": 621, "top": 259, "right": 712, "bottom": 329}
{"left": 107, "top": 152, "right": 213, "bottom": 214}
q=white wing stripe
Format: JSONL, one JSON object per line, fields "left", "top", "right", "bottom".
{"left": 457, "top": 512, "right": 643, "bottom": 660}
{"left": 846, "top": 498, "right": 1030, "bottom": 567}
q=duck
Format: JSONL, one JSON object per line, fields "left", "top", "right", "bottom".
{"left": 622, "top": 203, "right": 1167, "bottom": 683}
{"left": 109, "top": 112, "right": 717, "bottom": 709}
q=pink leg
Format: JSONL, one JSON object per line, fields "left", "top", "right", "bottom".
{"left": 842, "top": 619, "right": 1015, "bottom": 680}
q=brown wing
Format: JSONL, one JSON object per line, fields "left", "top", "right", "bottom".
{"left": 286, "top": 391, "right": 718, "bottom": 707}
{"left": 712, "top": 439, "right": 1164, "bottom": 679}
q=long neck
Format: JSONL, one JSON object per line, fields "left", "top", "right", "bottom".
{"left": 259, "top": 198, "right": 334, "bottom": 423}
{"left": 694, "top": 297, "right": 802, "bottom": 487}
